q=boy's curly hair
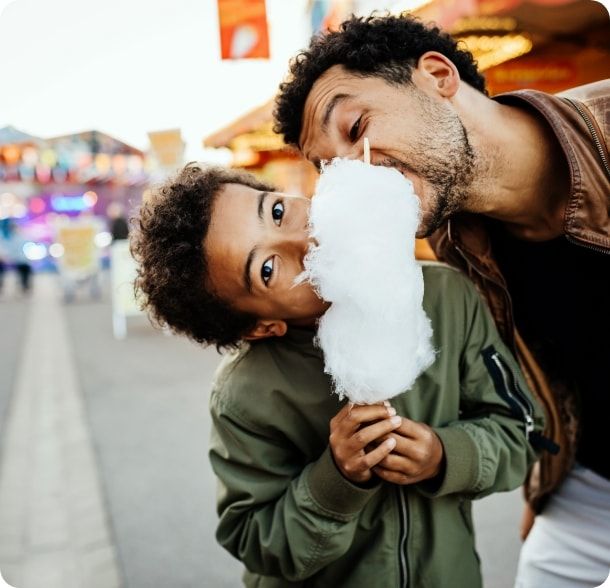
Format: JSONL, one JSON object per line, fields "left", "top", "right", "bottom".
{"left": 130, "top": 163, "right": 274, "bottom": 349}
{"left": 274, "top": 14, "right": 487, "bottom": 146}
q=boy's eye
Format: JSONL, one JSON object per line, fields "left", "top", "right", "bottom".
{"left": 271, "top": 201, "right": 284, "bottom": 224}
{"left": 349, "top": 116, "right": 362, "bottom": 142}
{"left": 261, "top": 258, "right": 274, "bottom": 285}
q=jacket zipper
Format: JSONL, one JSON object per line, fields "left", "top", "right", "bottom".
{"left": 491, "top": 351, "right": 535, "bottom": 437}
{"left": 562, "top": 96, "right": 610, "bottom": 179}
{"left": 561, "top": 97, "right": 610, "bottom": 256}
{"left": 565, "top": 234, "right": 610, "bottom": 255}
{"left": 397, "top": 487, "right": 408, "bottom": 587}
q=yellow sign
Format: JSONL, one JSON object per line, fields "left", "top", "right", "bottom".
{"left": 56, "top": 224, "right": 98, "bottom": 273}
{"left": 147, "top": 128, "right": 185, "bottom": 168}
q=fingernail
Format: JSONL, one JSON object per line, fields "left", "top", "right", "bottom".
{"left": 387, "top": 407, "right": 397, "bottom": 416}
{"left": 383, "top": 400, "right": 391, "bottom": 407}
{"left": 385, "top": 437, "right": 396, "bottom": 448}
{"left": 390, "top": 415, "right": 402, "bottom": 426}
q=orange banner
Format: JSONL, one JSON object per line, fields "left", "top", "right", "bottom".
{"left": 218, "top": 0, "right": 270, "bottom": 60}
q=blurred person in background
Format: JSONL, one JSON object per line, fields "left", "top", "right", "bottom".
{"left": 272, "top": 13, "right": 610, "bottom": 588}
{"left": 130, "top": 163, "right": 545, "bottom": 588}
{"left": 0, "top": 219, "right": 32, "bottom": 294}
{"left": 107, "top": 202, "right": 129, "bottom": 242}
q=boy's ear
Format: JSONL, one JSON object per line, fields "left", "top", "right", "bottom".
{"left": 415, "top": 51, "right": 460, "bottom": 98}
{"left": 244, "top": 319, "right": 288, "bottom": 341}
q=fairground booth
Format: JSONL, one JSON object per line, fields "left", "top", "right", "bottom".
{"left": 0, "top": 127, "right": 149, "bottom": 270}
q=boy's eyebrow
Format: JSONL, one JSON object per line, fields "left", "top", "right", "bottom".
{"left": 244, "top": 191, "right": 268, "bottom": 293}
{"left": 257, "top": 191, "right": 269, "bottom": 219}
{"left": 244, "top": 246, "right": 257, "bottom": 294}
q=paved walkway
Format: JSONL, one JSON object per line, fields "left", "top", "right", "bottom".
{"left": 0, "top": 276, "right": 122, "bottom": 588}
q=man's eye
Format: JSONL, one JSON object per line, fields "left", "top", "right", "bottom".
{"left": 261, "top": 258, "right": 274, "bottom": 285}
{"left": 271, "top": 201, "right": 284, "bottom": 225}
{"left": 349, "top": 116, "right": 362, "bottom": 142}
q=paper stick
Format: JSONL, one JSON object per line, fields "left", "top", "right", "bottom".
{"left": 363, "top": 137, "right": 370, "bottom": 165}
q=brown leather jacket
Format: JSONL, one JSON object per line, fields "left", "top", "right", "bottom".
{"left": 430, "top": 79, "right": 610, "bottom": 512}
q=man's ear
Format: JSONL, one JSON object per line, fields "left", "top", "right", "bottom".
{"left": 244, "top": 319, "right": 288, "bottom": 341}
{"left": 415, "top": 51, "right": 460, "bottom": 98}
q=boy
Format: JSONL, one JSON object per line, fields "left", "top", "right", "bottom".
{"left": 131, "top": 163, "right": 545, "bottom": 587}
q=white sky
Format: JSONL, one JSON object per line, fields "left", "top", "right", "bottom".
{"left": 0, "top": 0, "right": 310, "bottom": 160}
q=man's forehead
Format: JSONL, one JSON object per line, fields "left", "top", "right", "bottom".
{"left": 299, "top": 66, "right": 358, "bottom": 149}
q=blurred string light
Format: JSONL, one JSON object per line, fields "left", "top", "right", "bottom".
{"left": 458, "top": 34, "right": 533, "bottom": 71}
{"left": 0, "top": 192, "right": 27, "bottom": 219}
{"left": 29, "top": 197, "right": 46, "bottom": 214}
{"left": 23, "top": 242, "right": 47, "bottom": 261}
{"left": 0, "top": 192, "right": 17, "bottom": 206}
{"left": 49, "top": 243, "right": 65, "bottom": 258}
{"left": 11, "top": 203, "right": 27, "bottom": 218}
{"left": 451, "top": 17, "right": 518, "bottom": 35}
{"left": 94, "top": 231, "right": 112, "bottom": 248}
{"left": 82, "top": 191, "right": 98, "bottom": 206}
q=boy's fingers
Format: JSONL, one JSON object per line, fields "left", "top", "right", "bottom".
{"left": 394, "top": 417, "right": 421, "bottom": 439}
{"left": 376, "top": 453, "right": 418, "bottom": 475}
{"left": 348, "top": 416, "right": 402, "bottom": 451}
{"left": 336, "top": 404, "right": 396, "bottom": 434}
{"left": 360, "top": 437, "right": 397, "bottom": 470}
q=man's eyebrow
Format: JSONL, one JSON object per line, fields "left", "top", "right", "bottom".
{"left": 257, "top": 191, "right": 269, "bottom": 220}
{"left": 322, "top": 93, "right": 351, "bottom": 132}
{"left": 244, "top": 246, "right": 257, "bottom": 294}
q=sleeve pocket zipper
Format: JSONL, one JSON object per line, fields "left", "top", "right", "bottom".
{"left": 481, "top": 346, "right": 559, "bottom": 455}
{"left": 482, "top": 346, "right": 559, "bottom": 454}
{"left": 482, "top": 345, "right": 535, "bottom": 436}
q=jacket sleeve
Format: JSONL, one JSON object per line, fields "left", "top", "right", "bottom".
{"left": 209, "top": 393, "right": 381, "bottom": 581}
{"left": 421, "top": 274, "right": 546, "bottom": 499}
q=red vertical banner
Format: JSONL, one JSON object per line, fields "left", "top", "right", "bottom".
{"left": 218, "top": 0, "right": 270, "bottom": 60}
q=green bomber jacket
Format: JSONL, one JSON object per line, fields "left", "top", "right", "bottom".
{"left": 209, "top": 263, "right": 545, "bottom": 588}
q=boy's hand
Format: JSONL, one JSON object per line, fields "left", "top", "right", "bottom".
{"left": 329, "top": 402, "right": 402, "bottom": 484}
{"left": 372, "top": 417, "right": 444, "bottom": 485}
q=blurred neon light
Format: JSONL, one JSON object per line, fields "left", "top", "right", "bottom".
{"left": 51, "top": 194, "right": 95, "bottom": 212}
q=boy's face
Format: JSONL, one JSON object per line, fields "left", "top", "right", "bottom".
{"left": 204, "top": 183, "right": 329, "bottom": 336}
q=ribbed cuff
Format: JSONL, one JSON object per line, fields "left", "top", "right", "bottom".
{"left": 306, "top": 447, "right": 381, "bottom": 515}
{"left": 418, "top": 426, "right": 479, "bottom": 498}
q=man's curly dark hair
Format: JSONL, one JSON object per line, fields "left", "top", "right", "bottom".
{"left": 130, "top": 163, "right": 274, "bottom": 349}
{"left": 274, "top": 14, "right": 487, "bottom": 146}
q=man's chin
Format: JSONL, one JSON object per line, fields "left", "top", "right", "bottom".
{"left": 415, "top": 217, "right": 437, "bottom": 239}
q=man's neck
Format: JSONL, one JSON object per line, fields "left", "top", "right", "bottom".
{"left": 460, "top": 89, "right": 571, "bottom": 241}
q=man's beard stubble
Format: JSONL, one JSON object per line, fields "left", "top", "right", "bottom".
{"left": 386, "top": 93, "right": 477, "bottom": 237}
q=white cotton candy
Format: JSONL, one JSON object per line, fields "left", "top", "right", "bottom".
{"left": 298, "top": 158, "right": 436, "bottom": 404}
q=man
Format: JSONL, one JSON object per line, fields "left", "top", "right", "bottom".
{"left": 131, "top": 163, "right": 544, "bottom": 587}
{"left": 272, "top": 14, "right": 610, "bottom": 588}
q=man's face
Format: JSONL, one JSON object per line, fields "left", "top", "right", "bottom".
{"left": 204, "top": 183, "right": 329, "bottom": 330}
{"left": 299, "top": 65, "right": 476, "bottom": 237}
